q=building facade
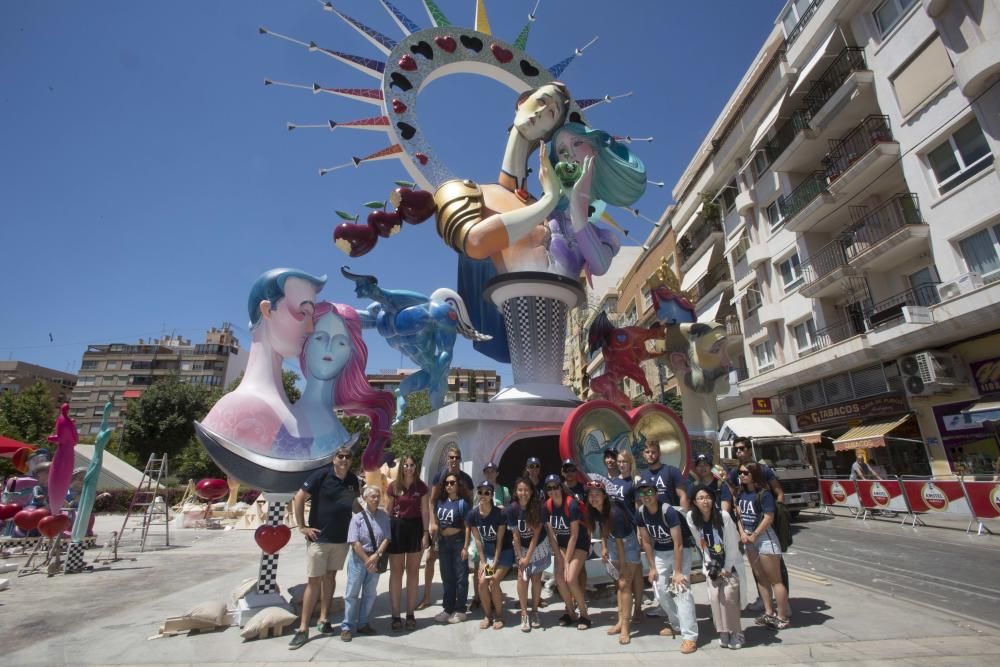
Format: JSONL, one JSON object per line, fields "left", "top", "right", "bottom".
{"left": 367, "top": 367, "right": 502, "bottom": 405}
{"left": 657, "top": 0, "right": 1000, "bottom": 477}
{"left": 0, "top": 360, "right": 77, "bottom": 405}
{"left": 69, "top": 325, "right": 247, "bottom": 435}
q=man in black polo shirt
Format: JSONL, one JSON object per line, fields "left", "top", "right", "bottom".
{"left": 289, "top": 446, "right": 360, "bottom": 649}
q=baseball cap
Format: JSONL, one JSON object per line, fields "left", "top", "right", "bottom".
{"left": 478, "top": 480, "right": 495, "bottom": 491}
{"left": 543, "top": 474, "right": 562, "bottom": 487}
{"left": 526, "top": 456, "right": 541, "bottom": 466}
{"left": 561, "top": 458, "right": 576, "bottom": 469}
{"left": 603, "top": 448, "right": 618, "bottom": 457}
{"left": 695, "top": 453, "right": 714, "bottom": 466}
{"left": 635, "top": 478, "right": 656, "bottom": 490}
{"left": 482, "top": 461, "right": 498, "bottom": 471}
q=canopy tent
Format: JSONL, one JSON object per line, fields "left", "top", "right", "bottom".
{"left": 832, "top": 415, "right": 917, "bottom": 451}
{"left": 697, "top": 291, "right": 725, "bottom": 323}
{"left": 0, "top": 434, "right": 36, "bottom": 472}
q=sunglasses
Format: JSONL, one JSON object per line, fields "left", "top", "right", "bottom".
{"left": 335, "top": 453, "right": 351, "bottom": 460}
{"left": 733, "top": 447, "right": 747, "bottom": 452}
{"left": 585, "top": 482, "right": 605, "bottom": 491}
{"left": 638, "top": 488, "right": 657, "bottom": 496}
{"left": 545, "top": 485, "right": 561, "bottom": 492}
{"left": 448, "top": 455, "right": 461, "bottom": 460}
{"left": 738, "top": 470, "right": 750, "bottom": 475}
{"left": 477, "top": 489, "right": 493, "bottom": 496}
{"left": 445, "top": 480, "right": 458, "bottom": 486}
{"left": 562, "top": 467, "right": 577, "bottom": 473}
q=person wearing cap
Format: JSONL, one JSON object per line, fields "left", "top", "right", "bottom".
{"left": 481, "top": 462, "right": 511, "bottom": 507}
{"left": 543, "top": 474, "right": 592, "bottom": 630}
{"left": 421, "top": 445, "right": 475, "bottom": 611}
{"left": 522, "top": 456, "right": 546, "bottom": 500}
{"left": 636, "top": 478, "right": 698, "bottom": 654}
{"left": 507, "top": 476, "right": 557, "bottom": 631}
{"left": 687, "top": 453, "right": 731, "bottom": 513}
{"left": 560, "top": 459, "right": 586, "bottom": 504}
{"left": 465, "top": 480, "right": 514, "bottom": 630}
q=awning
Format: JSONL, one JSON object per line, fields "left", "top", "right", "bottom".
{"left": 833, "top": 415, "right": 913, "bottom": 451}
{"left": 697, "top": 291, "right": 725, "bottom": 323}
{"left": 750, "top": 93, "right": 786, "bottom": 151}
{"left": 122, "top": 389, "right": 143, "bottom": 399}
{"left": 794, "top": 430, "right": 828, "bottom": 446}
{"left": 680, "top": 248, "right": 714, "bottom": 292}
{"left": 790, "top": 27, "right": 839, "bottom": 96}
{"left": 960, "top": 399, "right": 1000, "bottom": 423}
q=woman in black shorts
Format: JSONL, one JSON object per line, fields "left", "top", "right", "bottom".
{"left": 386, "top": 455, "right": 430, "bottom": 631}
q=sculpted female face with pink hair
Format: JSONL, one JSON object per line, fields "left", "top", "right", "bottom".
{"left": 304, "top": 309, "right": 352, "bottom": 381}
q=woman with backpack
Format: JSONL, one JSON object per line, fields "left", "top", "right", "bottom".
{"left": 507, "top": 477, "right": 558, "bottom": 632}
{"left": 465, "top": 480, "right": 514, "bottom": 629}
{"left": 543, "top": 474, "right": 592, "bottom": 630}
{"left": 429, "top": 471, "right": 472, "bottom": 624}
{"left": 586, "top": 479, "right": 641, "bottom": 645}
{"left": 687, "top": 484, "right": 744, "bottom": 649}
{"left": 735, "top": 462, "right": 790, "bottom": 630}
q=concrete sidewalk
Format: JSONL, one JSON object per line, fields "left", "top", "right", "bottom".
{"left": 1, "top": 515, "right": 997, "bottom": 666}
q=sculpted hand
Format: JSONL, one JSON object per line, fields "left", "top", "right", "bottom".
{"left": 566, "top": 155, "right": 594, "bottom": 204}
{"left": 538, "top": 141, "right": 560, "bottom": 199}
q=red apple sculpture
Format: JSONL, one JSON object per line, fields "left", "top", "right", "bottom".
{"left": 368, "top": 210, "right": 402, "bottom": 238}
{"left": 195, "top": 478, "right": 229, "bottom": 502}
{"left": 333, "top": 222, "right": 379, "bottom": 257}
{"left": 389, "top": 186, "right": 436, "bottom": 225}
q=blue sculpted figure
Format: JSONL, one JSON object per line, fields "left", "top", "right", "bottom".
{"left": 341, "top": 267, "right": 491, "bottom": 422}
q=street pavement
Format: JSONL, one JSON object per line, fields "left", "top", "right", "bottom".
{"left": 1, "top": 512, "right": 998, "bottom": 666}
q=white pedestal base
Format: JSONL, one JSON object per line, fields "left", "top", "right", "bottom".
{"left": 232, "top": 591, "right": 292, "bottom": 627}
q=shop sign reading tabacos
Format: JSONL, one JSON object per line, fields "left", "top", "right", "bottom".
{"left": 795, "top": 394, "right": 908, "bottom": 430}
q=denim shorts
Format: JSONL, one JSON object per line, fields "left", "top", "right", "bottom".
{"left": 610, "top": 532, "right": 641, "bottom": 565}
{"left": 752, "top": 528, "right": 782, "bottom": 556}
{"left": 486, "top": 548, "right": 515, "bottom": 569}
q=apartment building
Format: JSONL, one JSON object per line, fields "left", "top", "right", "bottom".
{"left": 0, "top": 360, "right": 77, "bottom": 405}
{"left": 661, "top": 0, "right": 1000, "bottom": 477}
{"left": 367, "top": 367, "right": 502, "bottom": 404}
{"left": 69, "top": 325, "right": 247, "bottom": 435}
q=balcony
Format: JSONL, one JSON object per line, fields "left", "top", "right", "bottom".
{"left": 745, "top": 242, "right": 770, "bottom": 268}
{"left": 846, "top": 194, "right": 930, "bottom": 271}
{"left": 692, "top": 264, "right": 734, "bottom": 308}
{"left": 766, "top": 110, "right": 817, "bottom": 173}
{"left": 735, "top": 188, "right": 755, "bottom": 214}
{"left": 803, "top": 48, "right": 874, "bottom": 131}
{"left": 865, "top": 284, "right": 941, "bottom": 329}
{"left": 784, "top": 0, "right": 824, "bottom": 48}
{"left": 779, "top": 171, "right": 836, "bottom": 232}
{"left": 725, "top": 314, "right": 743, "bottom": 345}
{"left": 812, "top": 319, "right": 866, "bottom": 351}
{"left": 679, "top": 218, "right": 724, "bottom": 272}
{"left": 824, "top": 116, "right": 900, "bottom": 202}
{"left": 800, "top": 240, "right": 859, "bottom": 299}
{"left": 757, "top": 302, "right": 784, "bottom": 325}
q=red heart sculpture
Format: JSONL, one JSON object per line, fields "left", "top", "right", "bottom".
{"left": 14, "top": 507, "right": 49, "bottom": 533}
{"left": 38, "top": 513, "right": 71, "bottom": 539}
{"left": 414, "top": 152, "right": 429, "bottom": 165}
{"left": 398, "top": 54, "right": 417, "bottom": 71}
{"left": 196, "top": 478, "right": 229, "bottom": 502}
{"left": 490, "top": 44, "right": 514, "bottom": 64}
{"left": 434, "top": 35, "right": 457, "bottom": 53}
{"left": 0, "top": 502, "right": 23, "bottom": 521}
{"left": 559, "top": 400, "right": 691, "bottom": 476}
{"left": 255, "top": 525, "right": 292, "bottom": 555}
{"left": 391, "top": 98, "right": 407, "bottom": 114}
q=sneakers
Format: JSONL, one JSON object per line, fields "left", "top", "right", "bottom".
{"left": 448, "top": 612, "right": 466, "bottom": 623}
{"left": 434, "top": 611, "right": 451, "bottom": 623}
{"left": 340, "top": 629, "right": 352, "bottom": 642}
{"left": 520, "top": 614, "right": 531, "bottom": 633}
{"left": 316, "top": 621, "right": 334, "bottom": 635}
{"left": 729, "top": 633, "right": 744, "bottom": 650}
{"left": 530, "top": 611, "right": 541, "bottom": 628}
{"left": 287, "top": 630, "right": 308, "bottom": 650}
{"left": 680, "top": 639, "right": 697, "bottom": 654}
{"left": 719, "top": 632, "right": 730, "bottom": 649}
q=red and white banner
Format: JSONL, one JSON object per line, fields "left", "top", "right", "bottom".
{"left": 855, "top": 479, "right": 909, "bottom": 513}
{"left": 962, "top": 481, "right": 1000, "bottom": 521}
{"left": 819, "top": 478, "right": 859, "bottom": 509}
{"left": 900, "top": 479, "right": 971, "bottom": 517}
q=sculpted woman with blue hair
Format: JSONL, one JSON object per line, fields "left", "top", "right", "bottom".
{"left": 547, "top": 123, "right": 646, "bottom": 281}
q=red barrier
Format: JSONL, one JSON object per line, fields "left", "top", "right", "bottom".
{"left": 855, "top": 479, "right": 908, "bottom": 513}
{"left": 819, "top": 478, "right": 858, "bottom": 510}
{"left": 899, "top": 479, "right": 970, "bottom": 516}
{"left": 962, "top": 481, "right": 1000, "bottom": 520}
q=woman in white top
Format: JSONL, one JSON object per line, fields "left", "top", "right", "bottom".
{"left": 686, "top": 484, "right": 744, "bottom": 650}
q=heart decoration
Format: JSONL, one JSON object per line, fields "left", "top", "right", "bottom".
{"left": 519, "top": 60, "right": 540, "bottom": 77}
{"left": 14, "top": 507, "right": 49, "bottom": 533}
{"left": 414, "top": 152, "right": 429, "bottom": 165}
{"left": 391, "top": 98, "right": 407, "bottom": 114}
{"left": 490, "top": 44, "right": 513, "bottom": 64}
{"left": 434, "top": 35, "right": 457, "bottom": 53}
{"left": 0, "top": 502, "right": 22, "bottom": 521}
{"left": 396, "top": 122, "right": 417, "bottom": 140}
{"left": 559, "top": 400, "right": 691, "bottom": 477}
{"left": 196, "top": 478, "right": 229, "bottom": 502}
{"left": 255, "top": 524, "right": 292, "bottom": 555}
{"left": 389, "top": 72, "right": 413, "bottom": 92}
{"left": 460, "top": 35, "right": 484, "bottom": 52}
{"left": 409, "top": 40, "right": 433, "bottom": 60}
{"left": 398, "top": 54, "right": 418, "bottom": 71}
{"left": 38, "top": 513, "right": 70, "bottom": 539}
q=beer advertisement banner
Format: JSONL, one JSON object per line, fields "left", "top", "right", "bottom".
{"left": 855, "top": 479, "right": 909, "bottom": 513}
{"left": 962, "top": 480, "right": 1000, "bottom": 520}
{"left": 819, "top": 478, "right": 859, "bottom": 509}
{"left": 900, "top": 479, "right": 970, "bottom": 517}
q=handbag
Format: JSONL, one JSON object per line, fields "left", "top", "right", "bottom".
{"left": 360, "top": 509, "right": 389, "bottom": 573}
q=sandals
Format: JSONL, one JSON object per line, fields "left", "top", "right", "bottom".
{"left": 493, "top": 618, "right": 505, "bottom": 630}
{"left": 479, "top": 617, "right": 493, "bottom": 630}
{"left": 558, "top": 613, "right": 574, "bottom": 627}
{"left": 577, "top": 616, "right": 592, "bottom": 630}
{"left": 405, "top": 614, "right": 417, "bottom": 631}
{"left": 755, "top": 613, "right": 771, "bottom": 626}
{"left": 619, "top": 633, "right": 631, "bottom": 645}
{"left": 391, "top": 617, "right": 403, "bottom": 632}
{"left": 772, "top": 616, "right": 791, "bottom": 630}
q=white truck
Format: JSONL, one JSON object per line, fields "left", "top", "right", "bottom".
{"left": 718, "top": 417, "right": 821, "bottom": 517}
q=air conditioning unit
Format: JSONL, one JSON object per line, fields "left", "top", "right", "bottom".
{"left": 899, "top": 350, "right": 965, "bottom": 396}
{"left": 937, "top": 272, "right": 984, "bottom": 300}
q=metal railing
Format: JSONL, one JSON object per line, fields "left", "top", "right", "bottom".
{"left": 725, "top": 314, "right": 742, "bottom": 337}
{"left": 778, "top": 171, "right": 829, "bottom": 222}
{"left": 803, "top": 47, "right": 868, "bottom": 118}
{"left": 812, "top": 319, "right": 863, "bottom": 350}
{"left": 865, "top": 283, "right": 941, "bottom": 327}
{"left": 801, "top": 239, "right": 851, "bottom": 285}
{"left": 711, "top": 49, "right": 788, "bottom": 156}
{"left": 692, "top": 264, "right": 733, "bottom": 302}
{"left": 824, "top": 115, "right": 894, "bottom": 181}
{"left": 785, "top": 0, "right": 825, "bottom": 47}
{"left": 679, "top": 218, "right": 724, "bottom": 264}
{"left": 846, "top": 194, "right": 924, "bottom": 260}
{"left": 766, "top": 109, "right": 812, "bottom": 164}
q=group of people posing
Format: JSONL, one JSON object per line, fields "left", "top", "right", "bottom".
{"left": 287, "top": 437, "right": 791, "bottom": 655}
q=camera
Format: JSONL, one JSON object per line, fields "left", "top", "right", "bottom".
{"left": 706, "top": 547, "right": 726, "bottom": 581}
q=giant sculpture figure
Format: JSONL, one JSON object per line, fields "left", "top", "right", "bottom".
{"left": 71, "top": 401, "right": 113, "bottom": 543}
{"left": 586, "top": 311, "right": 665, "bottom": 410}
{"left": 46, "top": 403, "right": 78, "bottom": 516}
{"left": 341, "top": 267, "right": 490, "bottom": 421}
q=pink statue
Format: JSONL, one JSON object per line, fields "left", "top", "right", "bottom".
{"left": 586, "top": 312, "right": 664, "bottom": 409}
{"left": 46, "top": 403, "right": 79, "bottom": 515}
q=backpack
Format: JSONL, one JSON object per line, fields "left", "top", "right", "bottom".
{"left": 546, "top": 496, "right": 589, "bottom": 523}
{"left": 753, "top": 491, "right": 792, "bottom": 552}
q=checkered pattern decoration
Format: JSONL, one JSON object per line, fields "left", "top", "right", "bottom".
{"left": 501, "top": 295, "right": 569, "bottom": 385}
{"left": 256, "top": 500, "right": 285, "bottom": 594}
{"left": 64, "top": 541, "right": 87, "bottom": 573}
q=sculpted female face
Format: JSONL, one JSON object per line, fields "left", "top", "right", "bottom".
{"left": 513, "top": 83, "right": 565, "bottom": 142}
{"left": 553, "top": 129, "right": 596, "bottom": 166}
{"left": 304, "top": 312, "right": 351, "bottom": 381}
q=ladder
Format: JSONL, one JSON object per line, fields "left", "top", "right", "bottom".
{"left": 112, "top": 454, "right": 170, "bottom": 557}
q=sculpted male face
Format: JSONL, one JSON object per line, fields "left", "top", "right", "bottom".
{"left": 514, "top": 84, "right": 565, "bottom": 142}
{"left": 261, "top": 277, "right": 318, "bottom": 358}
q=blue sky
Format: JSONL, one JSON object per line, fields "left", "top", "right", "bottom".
{"left": 0, "top": 0, "right": 784, "bottom": 381}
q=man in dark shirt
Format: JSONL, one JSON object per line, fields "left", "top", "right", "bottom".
{"left": 687, "top": 453, "right": 731, "bottom": 511}
{"left": 289, "top": 446, "right": 360, "bottom": 649}
{"left": 637, "top": 440, "right": 689, "bottom": 511}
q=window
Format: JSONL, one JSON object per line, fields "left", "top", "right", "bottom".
{"left": 891, "top": 35, "right": 952, "bottom": 117}
{"left": 779, "top": 254, "right": 804, "bottom": 292}
{"left": 624, "top": 302, "right": 638, "bottom": 325}
{"left": 81, "top": 360, "right": 99, "bottom": 371}
{"left": 105, "top": 360, "right": 120, "bottom": 370}
{"left": 765, "top": 200, "right": 784, "bottom": 231}
{"left": 181, "top": 361, "right": 192, "bottom": 371}
{"left": 640, "top": 285, "right": 653, "bottom": 310}
{"left": 121, "top": 360, "right": 131, "bottom": 370}
{"left": 731, "top": 233, "right": 751, "bottom": 264}
{"left": 927, "top": 118, "right": 994, "bottom": 194}
{"left": 751, "top": 149, "right": 770, "bottom": 182}
{"left": 753, "top": 340, "right": 776, "bottom": 373}
{"left": 873, "top": 0, "right": 918, "bottom": 36}
{"left": 78, "top": 376, "right": 95, "bottom": 387}
{"left": 719, "top": 178, "right": 738, "bottom": 213}
{"left": 743, "top": 282, "right": 763, "bottom": 315}
{"left": 959, "top": 224, "right": 1000, "bottom": 282}
{"left": 793, "top": 319, "right": 818, "bottom": 354}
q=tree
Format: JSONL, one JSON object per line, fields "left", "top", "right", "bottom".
{"left": 661, "top": 392, "right": 684, "bottom": 417}
{"left": 340, "top": 389, "right": 433, "bottom": 471}
{"left": 0, "top": 380, "right": 57, "bottom": 446}
{"left": 222, "top": 369, "right": 301, "bottom": 403}
{"left": 121, "top": 377, "right": 216, "bottom": 464}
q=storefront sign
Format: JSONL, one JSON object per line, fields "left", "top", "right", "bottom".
{"left": 795, "top": 393, "right": 908, "bottom": 430}
{"left": 752, "top": 397, "right": 773, "bottom": 415}
{"left": 970, "top": 356, "right": 1000, "bottom": 394}
{"left": 932, "top": 400, "right": 993, "bottom": 445}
